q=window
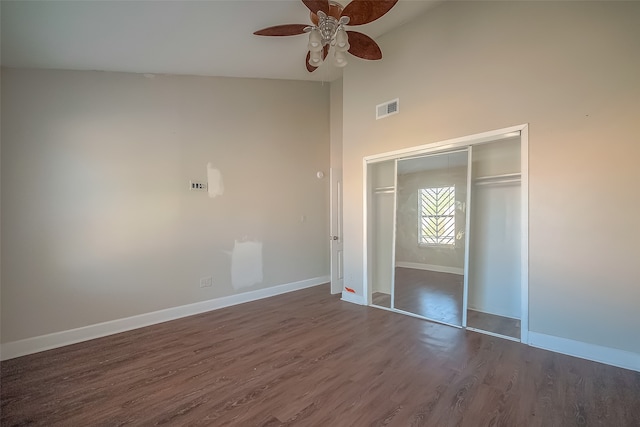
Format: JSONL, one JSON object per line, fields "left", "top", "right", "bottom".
{"left": 419, "top": 186, "right": 455, "bottom": 246}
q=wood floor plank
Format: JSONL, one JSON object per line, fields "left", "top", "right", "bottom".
{"left": 393, "top": 268, "right": 464, "bottom": 325}
{"left": 467, "top": 309, "right": 521, "bottom": 339}
{"left": 2, "top": 284, "right": 639, "bottom": 426}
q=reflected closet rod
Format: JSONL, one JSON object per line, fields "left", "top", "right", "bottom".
{"left": 474, "top": 178, "right": 521, "bottom": 186}
{"left": 374, "top": 186, "right": 395, "bottom": 194}
{"left": 474, "top": 173, "right": 521, "bottom": 186}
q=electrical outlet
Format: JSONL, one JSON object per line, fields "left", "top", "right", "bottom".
{"left": 189, "top": 180, "right": 208, "bottom": 191}
{"left": 199, "top": 276, "right": 213, "bottom": 288}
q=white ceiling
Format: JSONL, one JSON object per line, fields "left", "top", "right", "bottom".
{"left": 1, "top": 0, "right": 440, "bottom": 82}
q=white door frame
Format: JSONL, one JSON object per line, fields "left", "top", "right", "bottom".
{"left": 462, "top": 146, "right": 473, "bottom": 328}
{"left": 390, "top": 160, "right": 398, "bottom": 309}
{"left": 330, "top": 168, "right": 344, "bottom": 294}
{"left": 362, "top": 124, "right": 529, "bottom": 343}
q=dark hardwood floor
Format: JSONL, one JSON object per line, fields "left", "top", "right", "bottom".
{"left": 467, "top": 309, "right": 521, "bottom": 340}
{"left": 383, "top": 268, "right": 520, "bottom": 339}
{"left": 372, "top": 291, "right": 391, "bottom": 308}
{"left": 393, "top": 267, "right": 464, "bottom": 325}
{"left": 2, "top": 284, "right": 639, "bottom": 426}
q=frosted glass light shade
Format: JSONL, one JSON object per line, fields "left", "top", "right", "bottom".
{"left": 308, "top": 29, "right": 323, "bottom": 52}
{"left": 334, "top": 50, "right": 348, "bottom": 67}
{"left": 309, "top": 49, "right": 324, "bottom": 66}
{"left": 335, "top": 28, "right": 350, "bottom": 52}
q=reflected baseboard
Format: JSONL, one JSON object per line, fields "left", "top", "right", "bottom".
{"left": 395, "top": 262, "right": 463, "bottom": 275}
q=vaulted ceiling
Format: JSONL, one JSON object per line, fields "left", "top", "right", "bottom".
{"left": 1, "top": 0, "right": 440, "bottom": 82}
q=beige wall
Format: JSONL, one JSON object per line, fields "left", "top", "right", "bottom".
{"left": 343, "top": 1, "right": 640, "bottom": 353}
{"left": 1, "top": 69, "right": 330, "bottom": 343}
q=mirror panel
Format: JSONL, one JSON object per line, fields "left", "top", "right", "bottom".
{"left": 393, "top": 151, "right": 468, "bottom": 326}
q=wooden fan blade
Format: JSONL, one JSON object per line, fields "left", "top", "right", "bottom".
{"left": 328, "top": 1, "right": 343, "bottom": 19}
{"left": 347, "top": 31, "right": 382, "bottom": 60}
{"left": 306, "top": 52, "right": 318, "bottom": 73}
{"left": 341, "top": 0, "right": 399, "bottom": 26}
{"left": 311, "top": 1, "right": 343, "bottom": 25}
{"left": 254, "top": 24, "right": 308, "bottom": 36}
{"left": 305, "top": 45, "right": 330, "bottom": 72}
{"left": 302, "top": 0, "right": 329, "bottom": 15}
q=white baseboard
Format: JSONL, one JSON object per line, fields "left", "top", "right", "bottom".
{"left": 528, "top": 332, "right": 640, "bottom": 373}
{"left": 395, "top": 261, "right": 464, "bottom": 275}
{"left": 0, "top": 276, "right": 329, "bottom": 361}
{"left": 341, "top": 291, "right": 365, "bottom": 305}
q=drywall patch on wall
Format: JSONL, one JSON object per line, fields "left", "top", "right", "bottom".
{"left": 207, "top": 162, "right": 224, "bottom": 198}
{"left": 230, "top": 240, "right": 263, "bottom": 290}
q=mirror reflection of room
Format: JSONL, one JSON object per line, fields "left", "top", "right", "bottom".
{"left": 393, "top": 151, "right": 468, "bottom": 326}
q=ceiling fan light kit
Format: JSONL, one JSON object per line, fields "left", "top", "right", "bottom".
{"left": 334, "top": 50, "right": 348, "bottom": 67}
{"left": 336, "top": 28, "right": 350, "bottom": 50}
{"left": 254, "top": 0, "right": 398, "bottom": 72}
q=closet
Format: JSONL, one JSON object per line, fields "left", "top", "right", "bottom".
{"left": 365, "top": 129, "right": 526, "bottom": 342}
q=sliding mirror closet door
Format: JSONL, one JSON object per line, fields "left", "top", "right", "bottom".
{"left": 393, "top": 151, "right": 469, "bottom": 326}
{"left": 467, "top": 137, "right": 522, "bottom": 340}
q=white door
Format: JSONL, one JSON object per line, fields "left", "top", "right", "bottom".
{"left": 330, "top": 168, "right": 344, "bottom": 294}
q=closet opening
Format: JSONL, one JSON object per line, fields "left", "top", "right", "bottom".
{"left": 363, "top": 125, "right": 529, "bottom": 343}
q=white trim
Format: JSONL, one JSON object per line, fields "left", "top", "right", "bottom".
{"left": 462, "top": 146, "right": 472, "bottom": 328}
{"left": 466, "top": 327, "right": 521, "bottom": 343}
{"left": 528, "top": 332, "right": 640, "bottom": 373}
{"left": 330, "top": 167, "right": 343, "bottom": 295}
{"left": 363, "top": 157, "right": 370, "bottom": 305}
{"left": 520, "top": 125, "right": 529, "bottom": 344}
{"left": 370, "top": 304, "right": 398, "bottom": 314}
{"left": 390, "top": 160, "right": 398, "bottom": 309}
{"left": 0, "top": 276, "right": 329, "bottom": 361}
{"left": 394, "top": 261, "right": 464, "bottom": 275}
{"left": 364, "top": 126, "right": 524, "bottom": 164}
{"left": 341, "top": 291, "right": 365, "bottom": 305}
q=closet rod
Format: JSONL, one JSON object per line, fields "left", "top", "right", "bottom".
{"left": 474, "top": 178, "right": 521, "bottom": 186}
{"left": 474, "top": 172, "right": 521, "bottom": 182}
{"left": 374, "top": 186, "right": 395, "bottom": 194}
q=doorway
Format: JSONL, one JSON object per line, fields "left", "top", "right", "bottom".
{"left": 330, "top": 168, "right": 344, "bottom": 295}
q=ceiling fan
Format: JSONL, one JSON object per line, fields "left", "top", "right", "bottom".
{"left": 254, "top": 0, "right": 399, "bottom": 72}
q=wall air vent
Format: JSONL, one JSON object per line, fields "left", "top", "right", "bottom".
{"left": 376, "top": 98, "right": 399, "bottom": 120}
